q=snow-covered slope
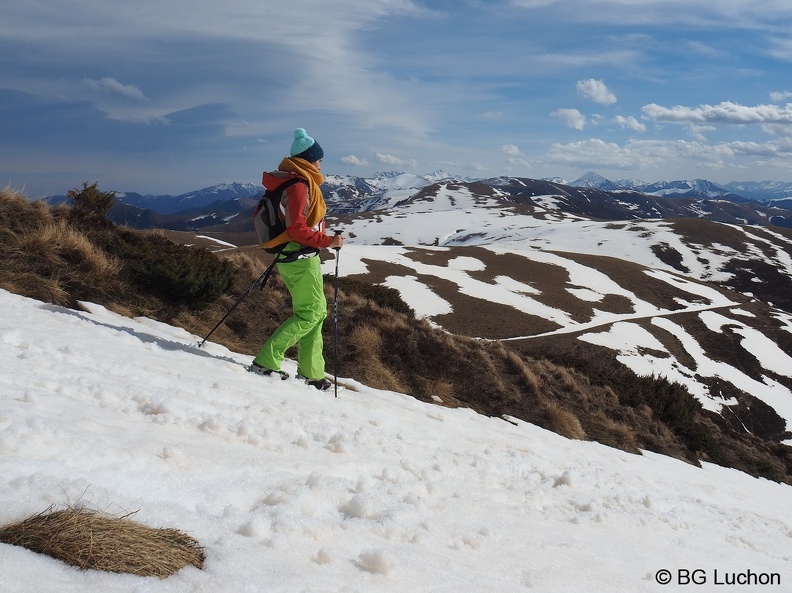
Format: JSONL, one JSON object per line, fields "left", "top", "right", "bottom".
{"left": 328, "top": 182, "right": 792, "bottom": 445}
{"left": 1, "top": 288, "right": 790, "bottom": 592}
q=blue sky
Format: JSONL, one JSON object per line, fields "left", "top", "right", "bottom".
{"left": 3, "top": 0, "right": 792, "bottom": 196}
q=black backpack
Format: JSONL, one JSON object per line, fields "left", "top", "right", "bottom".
{"left": 253, "top": 177, "right": 306, "bottom": 254}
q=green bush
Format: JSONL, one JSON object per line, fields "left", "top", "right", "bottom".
{"left": 613, "top": 372, "right": 701, "bottom": 430}
{"left": 328, "top": 276, "right": 415, "bottom": 316}
{"left": 67, "top": 182, "right": 116, "bottom": 220}
{"left": 650, "top": 379, "right": 702, "bottom": 429}
{"left": 102, "top": 229, "right": 236, "bottom": 307}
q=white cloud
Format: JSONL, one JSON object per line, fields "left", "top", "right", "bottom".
{"left": 84, "top": 77, "right": 147, "bottom": 101}
{"left": 376, "top": 153, "right": 417, "bottom": 167}
{"left": 576, "top": 79, "right": 617, "bottom": 105}
{"left": 501, "top": 144, "right": 522, "bottom": 156}
{"left": 770, "top": 91, "right": 792, "bottom": 103}
{"left": 642, "top": 101, "right": 792, "bottom": 125}
{"left": 551, "top": 108, "right": 587, "bottom": 130}
{"left": 614, "top": 115, "right": 646, "bottom": 133}
{"left": 341, "top": 155, "right": 368, "bottom": 166}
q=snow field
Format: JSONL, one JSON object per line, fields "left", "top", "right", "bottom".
{"left": 0, "top": 289, "right": 790, "bottom": 592}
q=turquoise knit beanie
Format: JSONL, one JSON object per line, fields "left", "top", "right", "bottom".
{"left": 290, "top": 128, "right": 324, "bottom": 163}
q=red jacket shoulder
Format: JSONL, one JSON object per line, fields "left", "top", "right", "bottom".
{"left": 262, "top": 170, "right": 303, "bottom": 192}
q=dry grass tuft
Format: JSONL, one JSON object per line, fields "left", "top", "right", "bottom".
{"left": 347, "top": 323, "right": 405, "bottom": 391}
{"left": 1, "top": 220, "right": 122, "bottom": 306}
{"left": 505, "top": 349, "right": 540, "bottom": 394}
{"left": 0, "top": 189, "right": 123, "bottom": 306}
{"left": 0, "top": 188, "right": 54, "bottom": 232}
{"left": 540, "top": 402, "right": 587, "bottom": 440}
{"left": 418, "top": 376, "right": 457, "bottom": 404}
{"left": 0, "top": 507, "right": 205, "bottom": 578}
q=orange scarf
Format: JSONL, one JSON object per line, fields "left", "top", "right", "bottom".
{"left": 278, "top": 157, "right": 326, "bottom": 228}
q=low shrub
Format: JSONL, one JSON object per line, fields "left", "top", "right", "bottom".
{"left": 329, "top": 276, "right": 415, "bottom": 316}
{"left": 97, "top": 228, "right": 237, "bottom": 308}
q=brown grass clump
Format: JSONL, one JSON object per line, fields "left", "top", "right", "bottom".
{"left": 0, "top": 507, "right": 205, "bottom": 578}
{"left": 504, "top": 349, "right": 541, "bottom": 394}
{"left": 346, "top": 322, "right": 405, "bottom": 392}
{"left": 0, "top": 189, "right": 123, "bottom": 306}
{"left": 539, "top": 402, "right": 587, "bottom": 440}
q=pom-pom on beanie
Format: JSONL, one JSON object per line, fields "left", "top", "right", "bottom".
{"left": 290, "top": 128, "right": 324, "bottom": 163}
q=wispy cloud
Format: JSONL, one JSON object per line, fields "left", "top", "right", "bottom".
{"left": 614, "top": 115, "right": 646, "bottom": 133}
{"left": 768, "top": 37, "right": 792, "bottom": 62}
{"left": 84, "top": 77, "right": 147, "bottom": 101}
{"left": 376, "top": 153, "right": 417, "bottom": 167}
{"left": 552, "top": 108, "right": 587, "bottom": 130}
{"left": 511, "top": 0, "right": 792, "bottom": 27}
{"left": 546, "top": 138, "right": 723, "bottom": 170}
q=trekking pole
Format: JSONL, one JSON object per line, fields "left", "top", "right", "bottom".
{"left": 197, "top": 257, "right": 278, "bottom": 348}
{"left": 332, "top": 230, "right": 342, "bottom": 398}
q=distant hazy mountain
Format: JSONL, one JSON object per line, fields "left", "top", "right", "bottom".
{"left": 570, "top": 171, "right": 792, "bottom": 203}
{"left": 722, "top": 180, "right": 792, "bottom": 205}
{"left": 115, "top": 182, "right": 261, "bottom": 215}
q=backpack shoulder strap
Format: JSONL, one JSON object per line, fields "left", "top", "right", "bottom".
{"left": 273, "top": 176, "right": 306, "bottom": 194}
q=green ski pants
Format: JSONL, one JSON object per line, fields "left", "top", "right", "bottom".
{"left": 253, "top": 253, "right": 327, "bottom": 380}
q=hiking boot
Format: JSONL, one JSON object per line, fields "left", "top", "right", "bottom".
{"left": 248, "top": 362, "right": 289, "bottom": 380}
{"left": 307, "top": 378, "right": 332, "bottom": 391}
{"left": 297, "top": 374, "right": 332, "bottom": 391}
{"left": 297, "top": 373, "right": 333, "bottom": 391}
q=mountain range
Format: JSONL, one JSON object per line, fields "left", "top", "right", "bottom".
{"left": 44, "top": 172, "right": 792, "bottom": 236}
{"left": 48, "top": 171, "right": 792, "bottom": 230}
{"left": 569, "top": 171, "right": 792, "bottom": 205}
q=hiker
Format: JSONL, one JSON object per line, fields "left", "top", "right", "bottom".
{"left": 249, "top": 128, "right": 344, "bottom": 390}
